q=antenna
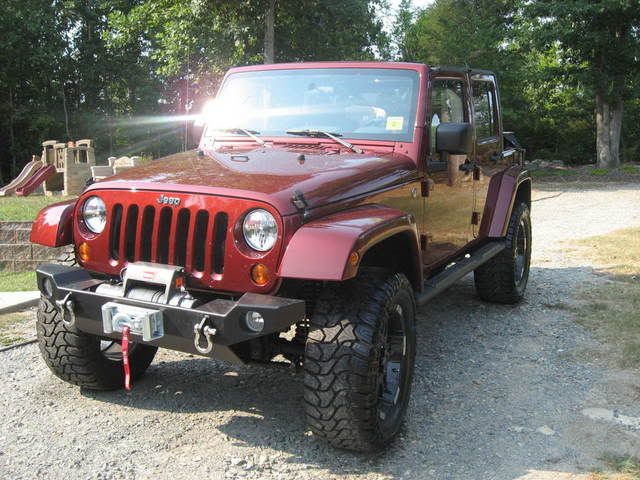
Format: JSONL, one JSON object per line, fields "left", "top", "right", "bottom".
{"left": 184, "top": 46, "right": 190, "bottom": 152}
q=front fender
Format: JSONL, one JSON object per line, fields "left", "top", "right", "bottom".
{"left": 30, "top": 200, "right": 76, "bottom": 247}
{"left": 278, "top": 205, "right": 421, "bottom": 286}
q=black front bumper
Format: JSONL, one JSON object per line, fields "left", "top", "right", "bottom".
{"left": 36, "top": 264, "right": 305, "bottom": 364}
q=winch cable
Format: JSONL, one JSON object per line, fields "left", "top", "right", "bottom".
{"left": 0, "top": 338, "right": 37, "bottom": 353}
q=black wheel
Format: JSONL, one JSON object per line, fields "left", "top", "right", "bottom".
{"left": 474, "top": 202, "right": 532, "bottom": 304}
{"left": 304, "top": 270, "right": 416, "bottom": 452}
{"left": 36, "top": 296, "right": 157, "bottom": 390}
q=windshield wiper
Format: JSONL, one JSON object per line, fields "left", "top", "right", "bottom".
{"left": 215, "top": 128, "right": 265, "bottom": 146}
{"left": 286, "top": 129, "right": 363, "bottom": 154}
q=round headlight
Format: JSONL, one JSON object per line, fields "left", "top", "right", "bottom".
{"left": 243, "top": 209, "right": 278, "bottom": 252}
{"left": 82, "top": 196, "right": 107, "bottom": 234}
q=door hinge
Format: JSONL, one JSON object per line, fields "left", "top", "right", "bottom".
{"left": 421, "top": 179, "right": 434, "bottom": 197}
{"left": 471, "top": 211, "right": 480, "bottom": 225}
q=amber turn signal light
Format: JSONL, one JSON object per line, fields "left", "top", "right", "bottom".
{"left": 348, "top": 251, "right": 360, "bottom": 266}
{"left": 251, "top": 263, "right": 270, "bottom": 286}
{"left": 78, "top": 242, "right": 90, "bottom": 262}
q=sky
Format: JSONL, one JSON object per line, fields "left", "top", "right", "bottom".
{"left": 389, "top": 0, "right": 435, "bottom": 10}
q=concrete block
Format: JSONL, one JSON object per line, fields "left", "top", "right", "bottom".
{"left": 14, "top": 228, "right": 32, "bottom": 243}
{"left": 31, "top": 244, "right": 63, "bottom": 261}
{"left": 0, "top": 243, "right": 32, "bottom": 260}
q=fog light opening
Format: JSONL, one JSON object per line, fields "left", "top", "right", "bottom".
{"left": 42, "top": 277, "right": 54, "bottom": 298}
{"left": 245, "top": 311, "right": 265, "bottom": 333}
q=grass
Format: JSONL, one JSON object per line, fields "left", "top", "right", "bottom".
{"left": 531, "top": 163, "right": 640, "bottom": 181}
{"left": 571, "top": 227, "right": 640, "bottom": 368}
{"left": 574, "top": 227, "right": 640, "bottom": 280}
{"left": 0, "top": 195, "right": 74, "bottom": 222}
{"left": 590, "top": 455, "right": 640, "bottom": 479}
{"left": 0, "top": 310, "right": 33, "bottom": 346}
{"left": 577, "top": 282, "right": 640, "bottom": 368}
{"left": 0, "top": 270, "right": 37, "bottom": 291}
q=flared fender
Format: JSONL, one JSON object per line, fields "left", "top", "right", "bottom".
{"left": 480, "top": 166, "right": 532, "bottom": 238}
{"left": 278, "top": 205, "right": 422, "bottom": 288}
{"left": 30, "top": 200, "right": 76, "bottom": 247}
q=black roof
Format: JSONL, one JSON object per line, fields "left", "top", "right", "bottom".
{"left": 430, "top": 65, "right": 495, "bottom": 76}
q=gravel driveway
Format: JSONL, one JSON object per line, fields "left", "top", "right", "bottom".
{"left": 1, "top": 183, "right": 639, "bottom": 480}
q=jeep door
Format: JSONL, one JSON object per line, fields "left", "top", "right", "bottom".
{"left": 470, "top": 74, "right": 510, "bottom": 235}
{"left": 422, "top": 74, "right": 475, "bottom": 267}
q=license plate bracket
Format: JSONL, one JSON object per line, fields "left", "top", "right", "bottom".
{"left": 102, "top": 302, "right": 164, "bottom": 342}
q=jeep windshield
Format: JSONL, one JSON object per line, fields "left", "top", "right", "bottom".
{"left": 202, "top": 68, "right": 420, "bottom": 143}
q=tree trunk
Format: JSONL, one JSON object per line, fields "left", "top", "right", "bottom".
{"left": 595, "top": 91, "right": 623, "bottom": 168}
{"left": 8, "top": 86, "right": 17, "bottom": 178}
{"left": 263, "top": 0, "right": 276, "bottom": 64}
{"left": 61, "top": 83, "right": 71, "bottom": 140}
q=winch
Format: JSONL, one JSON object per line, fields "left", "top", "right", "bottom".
{"left": 97, "top": 262, "right": 201, "bottom": 341}
{"left": 95, "top": 262, "right": 200, "bottom": 308}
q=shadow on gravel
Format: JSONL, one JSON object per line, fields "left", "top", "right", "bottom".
{"left": 79, "top": 265, "right": 632, "bottom": 478}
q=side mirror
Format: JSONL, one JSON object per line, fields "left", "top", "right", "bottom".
{"left": 436, "top": 122, "right": 473, "bottom": 155}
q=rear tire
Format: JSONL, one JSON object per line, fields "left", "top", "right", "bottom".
{"left": 304, "top": 270, "right": 416, "bottom": 452}
{"left": 474, "top": 202, "right": 532, "bottom": 304}
{"left": 36, "top": 296, "right": 157, "bottom": 390}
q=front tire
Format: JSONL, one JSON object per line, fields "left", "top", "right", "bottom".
{"left": 474, "top": 202, "right": 532, "bottom": 304}
{"left": 303, "top": 271, "right": 416, "bottom": 452}
{"left": 36, "top": 296, "right": 157, "bottom": 390}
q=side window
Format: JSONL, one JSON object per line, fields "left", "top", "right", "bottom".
{"left": 430, "top": 79, "right": 465, "bottom": 155}
{"left": 472, "top": 81, "right": 497, "bottom": 140}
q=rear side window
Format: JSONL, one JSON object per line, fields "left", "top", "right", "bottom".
{"left": 472, "top": 80, "right": 497, "bottom": 140}
{"left": 430, "top": 79, "right": 465, "bottom": 154}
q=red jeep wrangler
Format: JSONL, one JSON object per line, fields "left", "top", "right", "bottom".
{"left": 31, "top": 62, "right": 531, "bottom": 452}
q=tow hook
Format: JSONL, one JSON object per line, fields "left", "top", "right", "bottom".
{"left": 56, "top": 293, "right": 76, "bottom": 327}
{"left": 193, "top": 315, "right": 217, "bottom": 355}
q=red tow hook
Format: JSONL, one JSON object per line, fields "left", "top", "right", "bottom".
{"left": 122, "top": 326, "right": 132, "bottom": 391}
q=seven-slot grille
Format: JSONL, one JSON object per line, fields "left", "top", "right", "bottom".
{"left": 108, "top": 203, "right": 228, "bottom": 274}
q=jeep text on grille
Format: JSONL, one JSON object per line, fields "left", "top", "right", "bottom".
{"left": 30, "top": 62, "right": 531, "bottom": 452}
{"left": 157, "top": 194, "right": 181, "bottom": 206}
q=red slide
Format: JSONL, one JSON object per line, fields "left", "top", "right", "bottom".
{"left": 14, "top": 165, "right": 56, "bottom": 197}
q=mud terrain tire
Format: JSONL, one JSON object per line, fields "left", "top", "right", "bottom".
{"left": 304, "top": 271, "right": 416, "bottom": 452}
{"left": 474, "top": 202, "right": 532, "bottom": 304}
{"left": 36, "top": 296, "right": 157, "bottom": 390}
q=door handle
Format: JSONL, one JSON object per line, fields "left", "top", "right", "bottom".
{"left": 459, "top": 161, "right": 477, "bottom": 172}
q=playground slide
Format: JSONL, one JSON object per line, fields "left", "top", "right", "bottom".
{"left": 0, "top": 159, "right": 43, "bottom": 196}
{"left": 15, "top": 164, "right": 56, "bottom": 197}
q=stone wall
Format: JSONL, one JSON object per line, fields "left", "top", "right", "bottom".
{"left": 0, "top": 222, "right": 65, "bottom": 271}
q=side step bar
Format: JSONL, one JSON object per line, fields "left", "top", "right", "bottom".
{"left": 416, "top": 242, "right": 506, "bottom": 307}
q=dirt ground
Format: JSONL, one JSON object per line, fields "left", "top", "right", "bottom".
{"left": 1, "top": 183, "right": 639, "bottom": 480}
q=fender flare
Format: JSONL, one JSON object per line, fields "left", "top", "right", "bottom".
{"left": 480, "top": 166, "right": 531, "bottom": 238}
{"left": 278, "top": 205, "right": 422, "bottom": 289}
{"left": 30, "top": 200, "right": 76, "bottom": 247}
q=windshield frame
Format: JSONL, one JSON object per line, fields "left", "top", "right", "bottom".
{"left": 206, "top": 64, "right": 424, "bottom": 144}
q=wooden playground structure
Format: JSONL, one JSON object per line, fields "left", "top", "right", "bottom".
{"left": 0, "top": 140, "right": 96, "bottom": 197}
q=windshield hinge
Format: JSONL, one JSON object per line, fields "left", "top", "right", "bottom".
{"left": 291, "top": 190, "right": 310, "bottom": 220}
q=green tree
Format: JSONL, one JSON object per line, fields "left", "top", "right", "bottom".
{"left": 525, "top": 1, "right": 640, "bottom": 167}
{"left": 0, "top": 0, "right": 65, "bottom": 179}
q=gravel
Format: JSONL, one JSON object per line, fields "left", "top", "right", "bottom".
{"left": 1, "top": 182, "right": 639, "bottom": 480}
